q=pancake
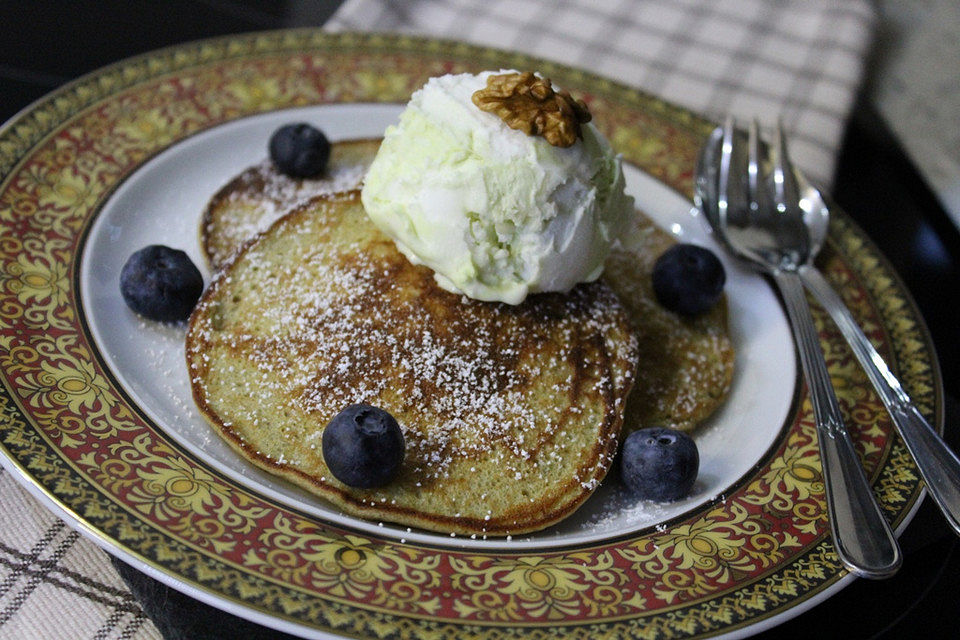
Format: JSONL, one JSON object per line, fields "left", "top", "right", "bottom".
{"left": 603, "top": 215, "right": 735, "bottom": 433}
{"left": 201, "top": 138, "right": 381, "bottom": 270}
{"left": 186, "top": 192, "right": 640, "bottom": 536}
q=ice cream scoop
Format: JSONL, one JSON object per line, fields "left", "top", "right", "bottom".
{"left": 361, "top": 71, "right": 633, "bottom": 304}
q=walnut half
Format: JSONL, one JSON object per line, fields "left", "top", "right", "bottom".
{"left": 471, "top": 72, "right": 592, "bottom": 148}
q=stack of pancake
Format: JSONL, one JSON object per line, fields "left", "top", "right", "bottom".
{"left": 186, "top": 140, "right": 733, "bottom": 536}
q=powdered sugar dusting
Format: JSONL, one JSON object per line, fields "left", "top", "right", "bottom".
{"left": 579, "top": 483, "right": 666, "bottom": 531}
{"left": 187, "top": 200, "right": 639, "bottom": 528}
{"left": 204, "top": 146, "right": 374, "bottom": 268}
{"left": 232, "top": 159, "right": 366, "bottom": 234}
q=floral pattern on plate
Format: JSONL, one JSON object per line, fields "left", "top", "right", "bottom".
{"left": 0, "top": 31, "right": 939, "bottom": 638}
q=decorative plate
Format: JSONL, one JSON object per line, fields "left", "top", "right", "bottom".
{"left": 0, "top": 31, "right": 941, "bottom": 639}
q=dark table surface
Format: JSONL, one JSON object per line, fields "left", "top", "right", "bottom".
{"left": 2, "top": 2, "right": 958, "bottom": 638}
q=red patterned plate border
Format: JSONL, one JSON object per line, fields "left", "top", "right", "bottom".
{"left": 0, "top": 31, "right": 941, "bottom": 638}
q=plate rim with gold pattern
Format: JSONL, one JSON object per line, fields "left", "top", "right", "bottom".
{"left": 0, "top": 30, "right": 941, "bottom": 639}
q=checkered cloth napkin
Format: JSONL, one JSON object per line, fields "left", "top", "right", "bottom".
{"left": 0, "top": 470, "right": 159, "bottom": 639}
{"left": 328, "top": 0, "right": 876, "bottom": 187}
{"left": 1, "top": 1, "right": 875, "bottom": 638}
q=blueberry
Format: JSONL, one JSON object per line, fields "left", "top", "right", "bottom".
{"left": 620, "top": 427, "right": 699, "bottom": 501}
{"left": 322, "top": 404, "right": 405, "bottom": 489}
{"left": 269, "top": 123, "right": 331, "bottom": 178}
{"left": 652, "top": 243, "right": 725, "bottom": 316}
{"left": 120, "top": 245, "right": 203, "bottom": 322}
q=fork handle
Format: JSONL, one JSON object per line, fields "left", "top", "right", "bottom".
{"left": 801, "top": 266, "right": 960, "bottom": 536}
{"left": 773, "top": 270, "right": 902, "bottom": 578}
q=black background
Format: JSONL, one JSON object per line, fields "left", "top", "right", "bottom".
{"left": 2, "top": 2, "right": 958, "bottom": 638}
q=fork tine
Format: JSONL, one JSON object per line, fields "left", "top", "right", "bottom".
{"left": 747, "top": 119, "right": 760, "bottom": 213}
{"left": 772, "top": 118, "right": 802, "bottom": 215}
{"left": 772, "top": 120, "right": 787, "bottom": 213}
{"left": 717, "top": 115, "right": 735, "bottom": 228}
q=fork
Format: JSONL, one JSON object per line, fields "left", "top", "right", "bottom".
{"left": 698, "top": 122, "right": 960, "bottom": 539}
{"left": 712, "top": 117, "right": 902, "bottom": 578}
